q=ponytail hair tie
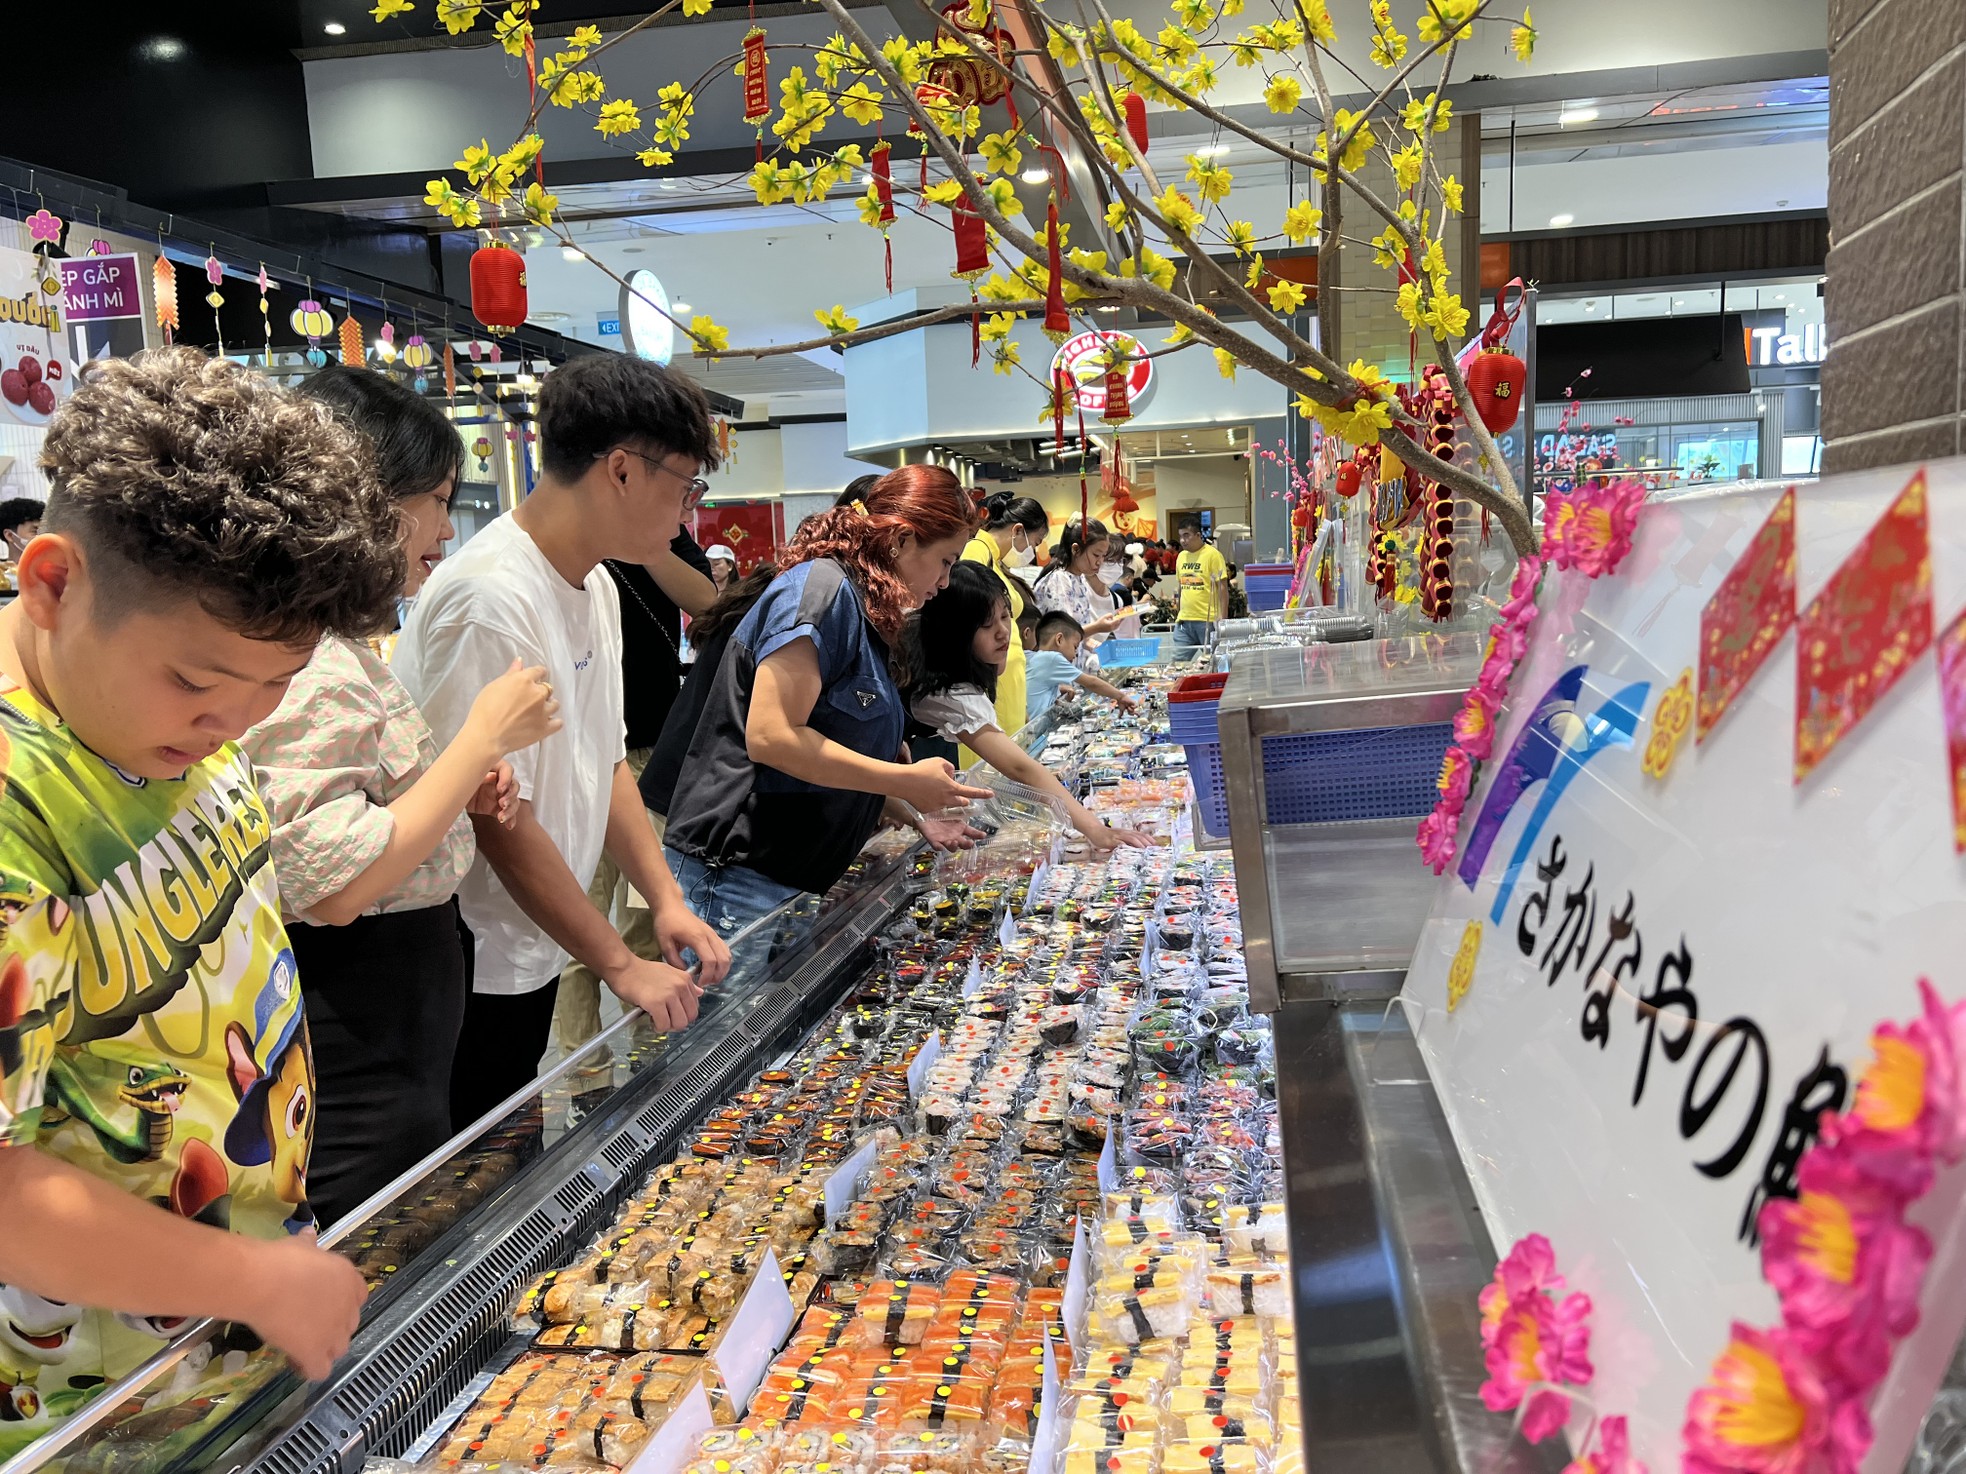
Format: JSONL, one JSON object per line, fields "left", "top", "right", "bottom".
{"left": 851, "top": 499, "right": 869, "bottom": 517}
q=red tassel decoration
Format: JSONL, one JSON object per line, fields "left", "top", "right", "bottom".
{"left": 1053, "top": 366, "right": 1069, "bottom": 455}
{"left": 1121, "top": 92, "right": 1148, "bottom": 157}
{"left": 871, "top": 141, "right": 897, "bottom": 293}
{"left": 1101, "top": 355, "right": 1132, "bottom": 424}
{"left": 951, "top": 199, "right": 989, "bottom": 281}
{"left": 1043, "top": 196, "right": 1068, "bottom": 342}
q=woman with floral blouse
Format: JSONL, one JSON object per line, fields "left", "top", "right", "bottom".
{"left": 245, "top": 366, "right": 560, "bottom": 1228}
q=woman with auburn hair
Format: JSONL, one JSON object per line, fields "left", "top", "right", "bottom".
{"left": 662, "top": 465, "right": 993, "bottom": 935}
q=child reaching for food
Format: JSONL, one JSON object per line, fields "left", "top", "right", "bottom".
{"left": 1026, "top": 611, "right": 1139, "bottom": 720}
{"left": 908, "top": 565, "right": 1153, "bottom": 852}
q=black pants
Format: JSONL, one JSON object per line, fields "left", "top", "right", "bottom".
{"left": 291, "top": 901, "right": 469, "bottom": 1230}
{"left": 448, "top": 971, "right": 560, "bottom": 1136}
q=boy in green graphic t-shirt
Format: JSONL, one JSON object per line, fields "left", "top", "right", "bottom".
{"left": 0, "top": 349, "right": 405, "bottom": 1456}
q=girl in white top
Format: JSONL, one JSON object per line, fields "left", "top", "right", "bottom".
{"left": 1032, "top": 518, "right": 1134, "bottom": 665}
{"left": 908, "top": 563, "right": 1152, "bottom": 851}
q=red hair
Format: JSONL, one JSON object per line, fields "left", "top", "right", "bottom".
{"left": 780, "top": 465, "right": 979, "bottom": 641}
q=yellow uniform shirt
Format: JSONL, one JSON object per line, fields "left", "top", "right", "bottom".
{"left": 961, "top": 532, "right": 1028, "bottom": 745}
{"left": 1176, "top": 545, "right": 1228, "bottom": 623}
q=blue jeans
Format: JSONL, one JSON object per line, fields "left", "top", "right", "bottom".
{"left": 666, "top": 848, "right": 805, "bottom": 944}
{"left": 1174, "top": 620, "right": 1213, "bottom": 651}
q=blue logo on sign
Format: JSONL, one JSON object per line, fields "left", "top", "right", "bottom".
{"left": 598, "top": 316, "right": 622, "bottom": 337}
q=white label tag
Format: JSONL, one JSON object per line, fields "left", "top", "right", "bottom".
{"left": 823, "top": 1134, "right": 881, "bottom": 1225}
{"left": 906, "top": 1031, "right": 943, "bottom": 1098}
{"left": 1029, "top": 1331, "right": 1062, "bottom": 1474}
{"left": 962, "top": 957, "right": 983, "bottom": 998}
{"left": 999, "top": 911, "right": 1017, "bottom": 949}
{"left": 1097, "top": 1124, "right": 1118, "bottom": 1195}
{"left": 709, "top": 1247, "right": 795, "bottom": 1416}
{"left": 1062, "top": 1215, "right": 1091, "bottom": 1350}
{"left": 624, "top": 1383, "right": 713, "bottom": 1474}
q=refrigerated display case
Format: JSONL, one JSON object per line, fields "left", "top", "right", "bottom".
{"left": 0, "top": 848, "right": 923, "bottom": 1474}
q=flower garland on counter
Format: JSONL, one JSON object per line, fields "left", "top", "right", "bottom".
{"left": 1417, "top": 478, "right": 1648, "bottom": 875}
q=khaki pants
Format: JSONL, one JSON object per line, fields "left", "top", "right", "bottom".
{"left": 555, "top": 746, "right": 660, "bottom": 1054}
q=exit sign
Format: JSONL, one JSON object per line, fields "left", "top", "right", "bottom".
{"left": 597, "top": 315, "right": 622, "bottom": 337}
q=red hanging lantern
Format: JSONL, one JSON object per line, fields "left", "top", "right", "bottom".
{"left": 1121, "top": 92, "right": 1148, "bottom": 157}
{"left": 951, "top": 199, "right": 988, "bottom": 281}
{"left": 870, "top": 141, "right": 896, "bottom": 225}
{"left": 470, "top": 242, "right": 528, "bottom": 333}
{"left": 742, "top": 28, "right": 771, "bottom": 126}
{"left": 1042, "top": 197, "right": 1068, "bottom": 342}
{"left": 1467, "top": 348, "right": 1526, "bottom": 433}
{"left": 1335, "top": 461, "right": 1362, "bottom": 499}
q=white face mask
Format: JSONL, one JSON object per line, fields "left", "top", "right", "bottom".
{"left": 1098, "top": 562, "right": 1124, "bottom": 584}
{"left": 1003, "top": 530, "right": 1036, "bottom": 568}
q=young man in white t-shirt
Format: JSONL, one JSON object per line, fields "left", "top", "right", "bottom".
{"left": 397, "top": 356, "right": 731, "bottom": 1128}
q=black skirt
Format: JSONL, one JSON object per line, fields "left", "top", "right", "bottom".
{"left": 291, "top": 899, "right": 470, "bottom": 1230}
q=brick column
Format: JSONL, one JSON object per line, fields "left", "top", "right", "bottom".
{"left": 1820, "top": 0, "right": 1966, "bottom": 472}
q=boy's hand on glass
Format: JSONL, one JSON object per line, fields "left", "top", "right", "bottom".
{"left": 607, "top": 956, "right": 702, "bottom": 1032}
{"left": 654, "top": 901, "right": 731, "bottom": 989}
{"left": 243, "top": 1233, "right": 368, "bottom": 1381}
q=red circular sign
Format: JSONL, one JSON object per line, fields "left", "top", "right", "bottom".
{"left": 1050, "top": 330, "right": 1153, "bottom": 416}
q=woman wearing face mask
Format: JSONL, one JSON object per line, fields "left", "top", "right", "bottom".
{"left": 1033, "top": 518, "right": 1132, "bottom": 662}
{"left": 962, "top": 492, "right": 1048, "bottom": 737}
{"left": 244, "top": 365, "right": 561, "bottom": 1227}
{"left": 663, "top": 465, "right": 993, "bottom": 938}
{"left": 1102, "top": 537, "right": 1144, "bottom": 638}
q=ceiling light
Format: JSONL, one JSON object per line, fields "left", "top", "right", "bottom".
{"left": 562, "top": 246, "right": 586, "bottom": 262}
{"left": 659, "top": 181, "right": 678, "bottom": 191}
{"left": 1197, "top": 144, "right": 1230, "bottom": 157}
{"left": 1549, "top": 212, "right": 1575, "bottom": 227}
{"left": 1095, "top": 305, "right": 1119, "bottom": 315}
{"left": 1020, "top": 168, "right": 1049, "bottom": 184}
{"left": 1558, "top": 106, "right": 1599, "bottom": 127}
{"left": 671, "top": 301, "right": 691, "bottom": 314}
{"left": 516, "top": 373, "right": 539, "bottom": 390}
{"left": 323, "top": 20, "right": 347, "bottom": 34}
{"left": 137, "top": 35, "right": 188, "bottom": 62}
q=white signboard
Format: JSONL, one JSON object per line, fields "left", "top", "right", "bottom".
{"left": 1402, "top": 461, "right": 1966, "bottom": 1472}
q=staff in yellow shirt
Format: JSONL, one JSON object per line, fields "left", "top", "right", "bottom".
{"left": 1172, "top": 518, "right": 1228, "bottom": 653}
{"left": 961, "top": 492, "right": 1050, "bottom": 742}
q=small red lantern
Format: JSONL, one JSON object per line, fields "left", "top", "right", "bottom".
{"left": 1467, "top": 348, "right": 1526, "bottom": 433}
{"left": 470, "top": 242, "right": 528, "bottom": 334}
{"left": 1335, "top": 462, "right": 1362, "bottom": 499}
{"left": 1121, "top": 92, "right": 1148, "bottom": 157}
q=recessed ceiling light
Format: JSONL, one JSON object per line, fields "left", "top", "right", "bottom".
{"left": 1095, "top": 305, "right": 1119, "bottom": 314}
{"left": 1020, "top": 168, "right": 1049, "bottom": 184}
{"left": 1549, "top": 212, "right": 1575, "bottom": 227}
{"left": 671, "top": 301, "right": 692, "bottom": 314}
{"left": 324, "top": 20, "right": 347, "bottom": 34}
{"left": 659, "top": 181, "right": 678, "bottom": 191}
{"left": 137, "top": 35, "right": 188, "bottom": 62}
{"left": 1197, "top": 144, "right": 1230, "bottom": 158}
{"left": 1558, "top": 106, "right": 1599, "bottom": 127}
{"left": 562, "top": 246, "right": 585, "bottom": 262}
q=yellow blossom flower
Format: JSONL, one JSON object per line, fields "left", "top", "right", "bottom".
{"left": 682, "top": 0, "right": 712, "bottom": 15}
{"left": 1186, "top": 156, "right": 1232, "bottom": 203}
{"left": 1155, "top": 187, "right": 1205, "bottom": 236}
{"left": 1244, "top": 253, "right": 1264, "bottom": 287}
{"left": 689, "top": 316, "right": 730, "bottom": 353}
{"left": 1263, "top": 74, "right": 1302, "bottom": 113}
{"left": 815, "top": 304, "right": 861, "bottom": 336}
{"left": 1173, "top": 0, "right": 1215, "bottom": 27}
{"left": 922, "top": 179, "right": 967, "bottom": 206}
{"left": 456, "top": 140, "right": 494, "bottom": 183}
{"left": 436, "top": 0, "right": 482, "bottom": 34}
{"left": 1417, "top": 0, "right": 1477, "bottom": 43}
{"left": 1105, "top": 201, "right": 1130, "bottom": 231}
{"left": 857, "top": 185, "right": 887, "bottom": 228}
{"left": 638, "top": 146, "right": 675, "bottom": 168}
{"left": 1301, "top": 0, "right": 1335, "bottom": 40}
{"left": 1164, "top": 322, "right": 1195, "bottom": 347}
{"left": 748, "top": 160, "right": 790, "bottom": 204}
{"left": 1367, "top": 0, "right": 1406, "bottom": 65}
{"left": 980, "top": 131, "right": 1023, "bottom": 176}
{"left": 596, "top": 99, "right": 642, "bottom": 136}
{"left": 882, "top": 36, "right": 926, "bottom": 86}
{"left": 1267, "top": 279, "right": 1306, "bottom": 314}
{"left": 1282, "top": 200, "right": 1321, "bottom": 243}
{"left": 1441, "top": 175, "right": 1465, "bottom": 213}
{"left": 1223, "top": 220, "right": 1256, "bottom": 254}
{"left": 370, "top": 0, "right": 414, "bottom": 20}
{"left": 979, "top": 274, "right": 1025, "bottom": 304}
{"left": 571, "top": 24, "right": 603, "bottom": 47}
{"left": 1396, "top": 280, "right": 1424, "bottom": 328}
{"left": 1401, "top": 92, "right": 1451, "bottom": 133}
{"left": 1183, "top": 57, "right": 1220, "bottom": 94}
{"left": 1136, "top": 247, "right": 1176, "bottom": 289}
{"left": 522, "top": 181, "right": 559, "bottom": 225}
{"left": 1047, "top": 26, "right": 1084, "bottom": 65}
{"left": 422, "top": 178, "right": 480, "bottom": 228}
{"left": 840, "top": 82, "right": 884, "bottom": 126}
{"left": 1215, "top": 348, "right": 1239, "bottom": 379}
{"left": 991, "top": 339, "right": 1022, "bottom": 375}
{"left": 1511, "top": 6, "right": 1536, "bottom": 61}
{"left": 1156, "top": 24, "right": 1198, "bottom": 62}
{"left": 493, "top": 3, "right": 530, "bottom": 55}
{"left": 1391, "top": 141, "right": 1424, "bottom": 192}
{"left": 1422, "top": 291, "right": 1470, "bottom": 341}
{"left": 985, "top": 177, "right": 1024, "bottom": 215}
{"left": 979, "top": 313, "right": 1016, "bottom": 343}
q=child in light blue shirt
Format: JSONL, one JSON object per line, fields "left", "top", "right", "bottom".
{"left": 1027, "top": 612, "right": 1138, "bottom": 719}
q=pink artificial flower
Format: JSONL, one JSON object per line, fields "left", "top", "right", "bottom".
{"left": 1502, "top": 554, "right": 1544, "bottom": 621}
{"left": 1454, "top": 688, "right": 1502, "bottom": 760}
{"left": 24, "top": 208, "right": 61, "bottom": 244}
{"left": 1480, "top": 1292, "right": 1589, "bottom": 1444}
{"left": 1480, "top": 1233, "right": 1568, "bottom": 1348}
{"left": 1417, "top": 805, "right": 1460, "bottom": 874}
{"left": 1821, "top": 978, "right": 1966, "bottom": 1199}
{"left": 1483, "top": 618, "right": 1531, "bottom": 676}
{"left": 1438, "top": 744, "right": 1474, "bottom": 806}
{"left": 1758, "top": 1140, "right": 1932, "bottom": 1392}
{"left": 1544, "top": 481, "right": 1645, "bottom": 579}
{"left": 1562, "top": 1414, "right": 1644, "bottom": 1474}
{"left": 1682, "top": 1322, "right": 1867, "bottom": 1474}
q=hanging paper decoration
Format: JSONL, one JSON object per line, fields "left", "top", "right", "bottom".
{"left": 488, "top": 341, "right": 503, "bottom": 364}
{"left": 25, "top": 209, "right": 62, "bottom": 255}
{"left": 1051, "top": 366, "right": 1069, "bottom": 455}
{"left": 87, "top": 238, "right": 112, "bottom": 257}
{"left": 1100, "top": 351, "right": 1132, "bottom": 425}
{"left": 469, "top": 242, "right": 528, "bottom": 333}
{"left": 404, "top": 332, "right": 433, "bottom": 393}
{"left": 468, "top": 340, "right": 483, "bottom": 363}
{"left": 927, "top": 0, "right": 1014, "bottom": 109}
{"left": 1939, "top": 608, "right": 1966, "bottom": 854}
{"left": 203, "top": 256, "right": 225, "bottom": 352}
{"left": 257, "top": 266, "right": 276, "bottom": 366}
{"left": 1335, "top": 460, "right": 1362, "bottom": 499}
{"left": 1640, "top": 668, "right": 1695, "bottom": 780}
{"left": 472, "top": 435, "right": 492, "bottom": 473}
{"left": 376, "top": 319, "right": 397, "bottom": 364}
{"left": 1418, "top": 367, "right": 1456, "bottom": 623}
{"left": 742, "top": 28, "right": 771, "bottom": 126}
{"left": 1468, "top": 278, "right": 1528, "bottom": 433}
{"left": 292, "top": 297, "right": 333, "bottom": 365}
{"left": 1121, "top": 92, "right": 1149, "bottom": 157}
{"left": 870, "top": 141, "right": 896, "bottom": 294}
{"left": 1697, "top": 485, "right": 1796, "bottom": 742}
{"left": 1042, "top": 197, "right": 1068, "bottom": 343}
{"left": 444, "top": 340, "right": 458, "bottom": 402}
{"left": 339, "top": 311, "right": 365, "bottom": 365}
{"left": 1794, "top": 468, "right": 1933, "bottom": 782}
{"left": 153, "top": 255, "right": 179, "bottom": 342}
{"left": 950, "top": 199, "right": 988, "bottom": 281}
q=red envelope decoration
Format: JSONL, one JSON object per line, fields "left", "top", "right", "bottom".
{"left": 1698, "top": 486, "right": 1796, "bottom": 742}
{"left": 1938, "top": 608, "right": 1966, "bottom": 854}
{"left": 1794, "top": 470, "right": 1934, "bottom": 782}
